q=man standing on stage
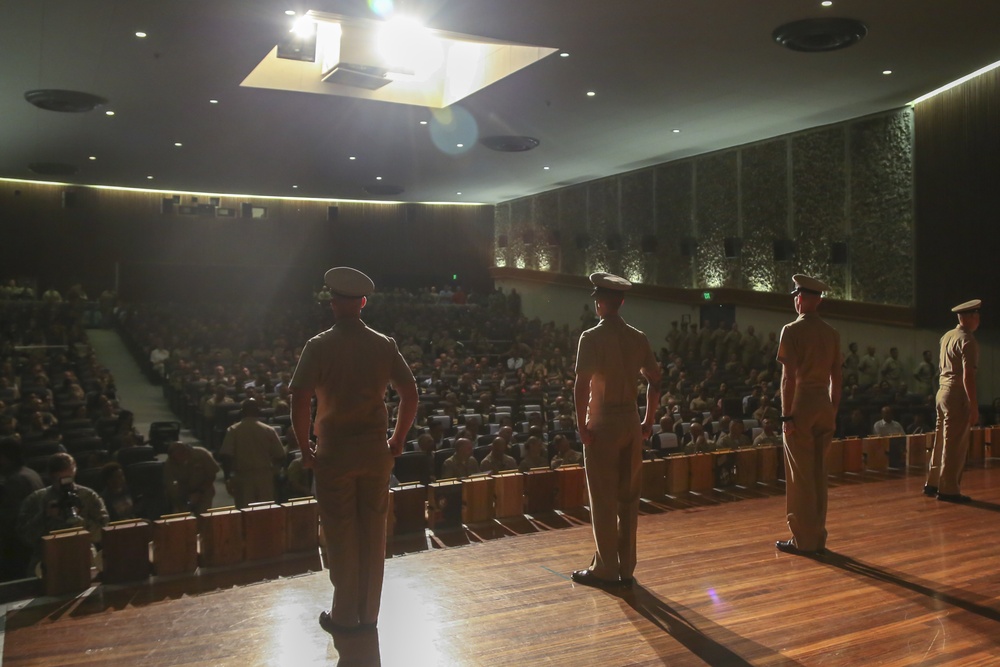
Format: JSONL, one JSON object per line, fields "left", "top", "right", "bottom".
{"left": 775, "top": 275, "right": 841, "bottom": 556}
{"left": 925, "top": 299, "right": 981, "bottom": 502}
{"left": 290, "top": 266, "right": 418, "bottom": 633}
{"left": 572, "top": 272, "right": 661, "bottom": 587}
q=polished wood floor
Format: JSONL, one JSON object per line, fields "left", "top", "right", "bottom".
{"left": 4, "top": 466, "right": 999, "bottom": 667}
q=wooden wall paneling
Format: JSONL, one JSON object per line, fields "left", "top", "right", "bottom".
{"left": 101, "top": 519, "right": 152, "bottom": 584}
{"left": 152, "top": 513, "right": 199, "bottom": 576}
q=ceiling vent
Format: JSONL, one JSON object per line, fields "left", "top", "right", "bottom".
{"left": 29, "top": 162, "right": 78, "bottom": 176}
{"left": 24, "top": 89, "right": 108, "bottom": 112}
{"left": 772, "top": 18, "right": 868, "bottom": 52}
{"left": 480, "top": 136, "right": 541, "bottom": 152}
{"left": 322, "top": 63, "right": 391, "bottom": 90}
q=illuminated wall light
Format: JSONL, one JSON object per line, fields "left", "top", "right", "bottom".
{"left": 515, "top": 256, "right": 526, "bottom": 270}
{"left": 910, "top": 59, "right": 1000, "bottom": 105}
{"left": 539, "top": 256, "right": 551, "bottom": 271}
{"left": 627, "top": 270, "right": 643, "bottom": 284}
{"left": 750, "top": 277, "right": 775, "bottom": 292}
{"left": 494, "top": 251, "right": 506, "bottom": 268}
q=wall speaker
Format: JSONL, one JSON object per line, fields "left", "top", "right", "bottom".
{"left": 773, "top": 239, "right": 796, "bottom": 262}
{"left": 680, "top": 237, "right": 697, "bottom": 257}
{"left": 723, "top": 237, "right": 742, "bottom": 259}
{"left": 641, "top": 235, "right": 659, "bottom": 253}
{"left": 830, "top": 241, "right": 849, "bottom": 264}
{"left": 62, "top": 190, "right": 77, "bottom": 208}
{"left": 327, "top": 206, "right": 339, "bottom": 221}
{"left": 241, "top": 203, "right": 253, "bottom": 218}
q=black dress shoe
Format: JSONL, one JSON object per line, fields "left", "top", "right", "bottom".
{"left": 923, "top": 485, "right": 938, "bottom": 497}
{"left": 775, "top": 539, "right": 819, "bottom": 556}
{"left": 618, "top": 577, "right": 635, "bottom": 588}
{"left": 572, "top": 569, "right": 620, "bottom": 588}
{"left": 319, "top": 611, "right": 360, "bottom": 634}
{"left": 937, "top": 492, "right": 972, "bottom": 503}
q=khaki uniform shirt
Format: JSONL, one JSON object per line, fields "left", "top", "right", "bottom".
{"left": 575, "top": 314, "right": 657, "bottom": 423}
{"left": 220, "top": 418, "right": 285, "bottom": 473}
{"left": 938, "top": 325, "right": 978, "bottom": 392}
{"left": 776, "top": 313, "right": 841, "bottom": 392}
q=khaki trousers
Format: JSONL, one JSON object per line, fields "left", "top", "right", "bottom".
{"left": 782, "top": 389, "right": 835, "bottom": 552}
{"left": 583, "top": 412, "right": 642, "bottom": 580}
{"left": 314, "top": 440, "right": 394, "bottom": 627}
{"left": 926, "top": 386, "right": 970, "bottom": 495}
{"left": 232, "top": 471, "right": 276, "bottom": 509}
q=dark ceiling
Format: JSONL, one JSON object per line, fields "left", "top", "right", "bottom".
{"left": 3, "top": 0, "right": 1000, "bottom": 204}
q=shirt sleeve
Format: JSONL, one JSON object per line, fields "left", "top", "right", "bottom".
{"left": 575, "top": 332, "right": 596, "bottom": 376}
{"left": 776, "top": 325, "right": 793, "bottom": 366}
{"left": 289, "top": 339, "right": 319, "bottom": 391}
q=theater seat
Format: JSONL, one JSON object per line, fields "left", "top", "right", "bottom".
{"left": 117, "top": 445, "right": 156, "bottom": 467}
{"left": 124, "top": 461, "right": 168, "bottom": 520}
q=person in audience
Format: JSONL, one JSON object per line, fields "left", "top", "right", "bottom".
{"left": 775, "top": 274, "right": 841, "bottom": 557}
{"left": 906, "top": 412, "right": 930, "bottom": 435}
{"left": 441, "top": 437, "right": 479, "bottom": 479}
{"left": 0, "top": 437, "right": 45, "bottom": 580}
{"left": 108, "top": 409, "right": 143, "bottom": 453}
{"left": 480, "top": 436, "right": 517, "bottom": 474}
{"left": 289, "top": 266, "right": 418, "bottom": 634}
{"left": 683, "top": 422, "right": 713, "bottom": 453}
{"left": 550, "top": 434, "right": 583, "bottom": 468}
{"left": 926, "top": 299, "right": 981, "bottom": 502}
{"left": 753, "top": 396, "right": 780, "bottom": 425}
{"left": 100, "top": 462, "right": 135, "bottom": 522}
{"left": 17, "top": 453, "right": 109, "bottom": 572}
{"left": 857, "top": 346, "right": 879, "bottom": 389}
{"left": 741, "top": 325, "right": 760, "bottom": 368}
{"left": 717, "top": 420, "right": 751, "bottom": 449}
{"left": 872, "top": 406, "right": 905, "bottom": 437}
{"left": 572, "top": 272, "right": 660, "bottom": 589}
{"left": 843, "top": 342, "right": 860, "bottom": 379}
{"left": 164, "top": 441, "right": 220, "bottom": 514}
{"left": 219, "top": 399, "right": 286, "bottom": 508}
{"left": 149, "top": 337, "right": 170, "bottom": 379}
{"left": 752, "top": 418, "right": 781, "bottom": 447}
{"left": 880, "top": 347, "right": 903, "bottom": 389}
{"left": 518, "top": 436, "right": 549, "bottom": 471}
{"left": 285, "top": 452, "right": 313, "bottom": 498}
{"left": 913, "top": 350, "right": 935, "bottom": 397}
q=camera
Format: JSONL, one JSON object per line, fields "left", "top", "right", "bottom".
{"left": 56, "top": 476, "right": 82, "bottom": 524}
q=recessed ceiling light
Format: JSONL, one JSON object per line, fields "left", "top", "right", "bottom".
{"left": 292, "top": 184, "right": 298, "bottom": 188}
{"left": 882, "top": 69, "right": 893, "bottom": 75}
{"left": 543, "top": 166, "right": 550, "bottom": 170}
{"left": 174, "top": 142, "right": 182, "bottom": 147}
{"left": 586, "top": 91, "right": 596, "bottom": 97}
{"left": 285, "top": 10, "right": 296, "bottom": 15}
{"left": 821, "top": 1, "right": 832, "bottom": 6}
{"left": 376, "top": 176, "right": 382, "bottom": 180}
{"left": 349, "top": 156, "right": 356, "bottom": 160}
{"left": 560, "top": 52, "right": 569, "bottom": 58}
{"left": 456, "top": 143, "right": 464, "bottom": 148}
{"left": 209, "top": 99, "right": 219, "bottom": 104}
{"left": 135, "top": 31, "right": 147, "bottom": 38}
{"left": 456, "top": 192, "right": 462, "bottom": 195}
{"left": 419, "top": 120, "right": 428, "bottom": 125}
{"left": 88, "top": 156, "right": 96, "bottom": 161}
{"left": 672, "top": 128, "right": 681, "bottom": 133}
{"left": 105, "top": 110, "right": 115, "bottom": 116}
{"left": 146, "top": 175, "right": 154, "bottom": 180}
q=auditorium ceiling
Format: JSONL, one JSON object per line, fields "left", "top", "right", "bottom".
{"left": 2, "top": 0, "right": 999, "bottom": 204}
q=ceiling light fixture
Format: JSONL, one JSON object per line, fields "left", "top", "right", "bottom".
{"left": 376, "top": 176, "right": 383, "bottom": 180}
{"left": 586, "top": 91, "right": 596, "bottom": 97}
{"left": 821, "top": 1, "right": 833, "bottom": 6}
{"left": 672, "top": 128, "right": 681, "bottom": 133}
{"left": 882, "top": 69, "right": 892, "bottom": 75}
{"left": 419, "top": 120, "right": 428, "bottom": 125}
{"left": 209, "top": 99, "right": 219, "bottom": 104}
{"left": 135, "top": 31, "right": 147, "bottom": 38}
{"left": 349, "top": 156, "right": 357, "bottom": 160}
{"left": 285, "top": 10, "right": 297, "bottom": 16}
{"left": 292, "top": 185, "right": 298, "bottom": 188}
{"left": 147, "top": 176, "right": 154, "bottom": 180}
{"left": 89, "top": 156, "right": 96, "bottom": 160}
{"left": 772, "top": 17, "right": 867, "bottom": 52}
{"left": 560, "top": 52, "right": 569, "bottom": 58}
{"left": 24, "top": 89, "right": 108, "bottom": 113}
{"left": 543, "top": 166, "right": 550, "bottom": 170}
{"left": 174, "top": 142, "right": 183, "bottom": 147}
{"left": 105, "top": 110, "right": 115, "bottom": 116}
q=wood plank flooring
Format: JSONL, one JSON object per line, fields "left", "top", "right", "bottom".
{"left": 4, "top": 466, "right": 999, "bottom": 666}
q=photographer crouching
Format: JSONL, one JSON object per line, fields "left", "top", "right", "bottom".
{"left": 16, "top": 453, "right": 109, "bottom": 574}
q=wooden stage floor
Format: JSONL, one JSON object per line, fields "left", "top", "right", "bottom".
{"left": 3, "top": 466, "right": 999, "bottom": 666}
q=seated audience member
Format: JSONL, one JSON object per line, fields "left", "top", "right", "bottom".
{"left": 752, "top": 396, "right": 780, "bottom": 425}
{"left": 872, "top": 406, "right": 905, "bottom": 437}
{"left": 906, "top": 412, "right": 930, "bottom": 435}
{"left": 683, "top": 422, "right": 713, "bottom": 453}
{"left": 285, "top": 454, "right": 313, "bottom": 498}
{"left": 108, "top": 409, "right": 143, "bottom": 453}
{"left": 440, "top": 437, "right": 480, "bottom": 480}
{"left": 480, "top": 436, "right": 517, "bottom": 474}
{"left": 550, "top": 434, "right": 583, "bottom": 468}
{"left": 716, "top": 420, "right": 751, "bottom": 450}
{"left": 202, "top": 384, "right": 235, "bottom": 423}
{"left": 219, "top": 399, "right": 285, "bottom": 508}
{"left": 16, "top": 453, "right": 109, "bottom": 571}
{"left": 752, "top": 419, "right": 781, "bottom": 447}
{"left": 149, "top": 338, "right": 170, "bottom": 378}
{"left": 840, "top": 408, "right": 871, "bottom": 439}
{"left": 0, "top": 437, "right": 45, "bottom": 580}
{"left": 518, "top": 436, "right": 549, "bottom": 472}
{"left": 713, "top": 415, "right": 732, "bottom": 444}
{"left": 165, "top": 442, "right": 220, "bottom": 514}
{"left": 427, "top": 420, "right": 448, "bottom": 449}
{"left": 100, "top": 462, "right": 135, "bottom": 522}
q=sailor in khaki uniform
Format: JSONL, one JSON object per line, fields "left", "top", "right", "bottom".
{"left": 925, "top": 299, "right": 981, "bottom": 502}
{"left": 572, "top": 273, "right": 661, "bottom": 588}
{"left": 775, "top": 275, "right": 842, "bottom": 556}
{"left": 290, "top": 267, "right": 418, "bottom": 633}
